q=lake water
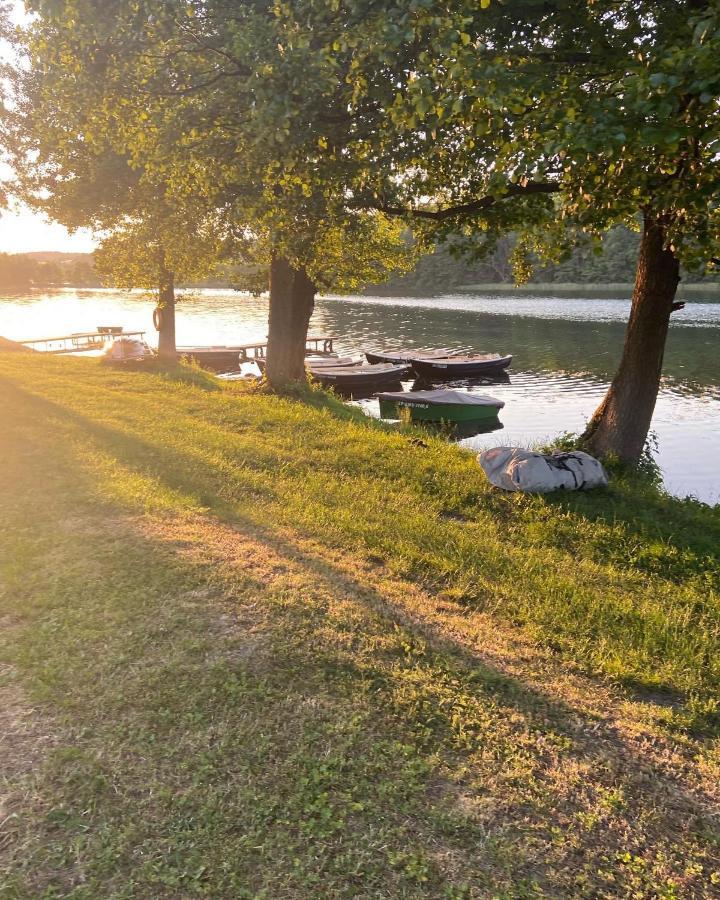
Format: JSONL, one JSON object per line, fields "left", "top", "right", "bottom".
{"left": 2, "top": 287, "right": 719, "bottom": 504}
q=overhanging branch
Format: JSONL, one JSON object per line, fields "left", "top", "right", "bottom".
{"left": 371, "top": 181, "right": 560, "bottom": 220}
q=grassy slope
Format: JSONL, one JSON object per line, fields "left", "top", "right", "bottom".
{"left": 1, "top": 353, "right": 719, "bottom": 898}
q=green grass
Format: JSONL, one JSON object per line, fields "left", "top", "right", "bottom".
{"left": 1, "top": 353, "right": 719, "bottom": 898}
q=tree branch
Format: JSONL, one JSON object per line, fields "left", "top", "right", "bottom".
{"left": 176, "top": 21, "right": 251, "bottom": 76}
{"left": 371, "top": 181, "right": 560, "bottom": 220}
{"left": 144, "top": 68, "right": 247, "bottom": 97}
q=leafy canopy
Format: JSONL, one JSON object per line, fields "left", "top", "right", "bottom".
{"left": 19, "top": 0, "right": 415, "bottom": 289}
{"left": 291, "top": 0, "right": 720, "bottom": 272}
{"left": 18, "top": 0, "right": 720, "bottom": 286}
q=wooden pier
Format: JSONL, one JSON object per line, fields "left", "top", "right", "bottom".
{"left": 19, "top": 329, "right": 146, "bottom": 354}
{"left": 177, "top": 336, "right": 336, "bottom": 370}
{"left": 241, "top": 335, "right": 335, "bottom": 360}
{"left": 18, "top": 330, "right": 336, "bottom": 370}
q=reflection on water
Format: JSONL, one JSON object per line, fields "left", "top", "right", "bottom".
{"left": 417, "top": 416, "right": 505, "bottom": 440}
{"left": 320, "top": 294, "right": 720, "bottom": 395}
{"left": 325, "top": 290, "right": 720, "bottom": 325}
{"left": 414, "top": 372, "right": 512, "bottom": 390}
{"left": 1, "top": 287, "right": 718, "bottom": 504}
{"left": 330, "top": 381, "right": 405, "bottom": 401}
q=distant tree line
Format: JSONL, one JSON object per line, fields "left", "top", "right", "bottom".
{"left": 5, "top": 226, "right": 719, "bottom": 296}
{"left": 0, "top": 251, "right": 248, "bottom": 291}
{"left": 373, "top": 227, "right": 720, "bottom": 295}
{"left": 0, "top": 252, "right": 100, "bottom": 288}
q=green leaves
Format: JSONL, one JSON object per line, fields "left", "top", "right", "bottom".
{"left": 343, "top": 0, "right": 720, "bottom": 268}
{"left": 14, "top": 0, "right": 720, "bottom": 284}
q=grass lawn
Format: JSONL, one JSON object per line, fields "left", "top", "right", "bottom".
{"left": 1, "top": 352, "right": 719, "bottom": 898}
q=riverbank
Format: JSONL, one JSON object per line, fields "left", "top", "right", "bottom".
{"left": 1, "top": 352, "right": 719, "bottom": 897}
{"left": 0, "top": 336, "right": 33, "bottom": 352}
{"left": 454, "top": 281, "right": 720, "bottom": 299}
{"left": 4, "top": 286, "right": 720, "bottom": 503}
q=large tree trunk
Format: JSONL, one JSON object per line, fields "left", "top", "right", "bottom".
{"left": 156, "top": 268, "right": 176, "bottom": 362}
{"left": 582, "top": 215, "right": 680, "bottom": 463}
{"left": 264, "top": 254, "right": 316, "bottom": 389}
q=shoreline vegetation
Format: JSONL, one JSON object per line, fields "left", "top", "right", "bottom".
{"left": 5, "top": 280, "right": 720, "bottom": 301}
{"left": 1, "top": 352, "right": 719, "bottom": 897}
{"left": 4, "top": 234, "right": 720, "bottom": 300}
{"left": 454, "top": 281, "right": 720, "bottom": 299}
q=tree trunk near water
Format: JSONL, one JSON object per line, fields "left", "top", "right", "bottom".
{"left": 582, "top": 215, "right": 680, "bottom": 463}
{"left": 156, "top": 268, "right": 176, "bottom": 362}
{"left": 264, "top": 254, "right": 316, "bottom": 389}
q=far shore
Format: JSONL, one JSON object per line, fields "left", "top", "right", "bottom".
{"left": 454, "top": 281, "right": 720, "bottom": 299}
{"left": 3, "top": 280, "right": 720, "bottom": 301}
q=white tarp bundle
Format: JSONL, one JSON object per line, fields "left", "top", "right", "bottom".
{"left": 105, "top": 338, "right": 154, "bottom": 361}
{"left": 478, "top": 447, "right": 608, "bottom": 493}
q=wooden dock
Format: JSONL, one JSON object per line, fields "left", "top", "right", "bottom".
{"left": 18, "top": 331, "right": 336, "bottom": 369}
{"left": 177, "top": 336, "right": 336, "bottom": 370}
{"left": 19, "top": 329, "right": 146, "bottom": 354}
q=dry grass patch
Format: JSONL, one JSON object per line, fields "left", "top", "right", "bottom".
{"left": 0, "top": 660, "right": 58, "bottom": 874}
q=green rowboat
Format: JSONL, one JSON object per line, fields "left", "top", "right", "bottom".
{"left": 377, "top": 389, "right": 504, "bottom": 423}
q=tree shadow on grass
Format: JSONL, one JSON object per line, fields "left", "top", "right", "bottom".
{"left": 272, "top": 380, "right": 377, "bottom": 424}
{"left": 7, "top": 380, "right": 715, "bottom": 692}
{"left": 6, "top": 379, "right": 716, "bottom": 697}
{"left": 4, "top": 377, "right": 720, "bottom": 895}
{"left": 100, "top": 359, "right": 223, "bottom": 391}
{"left": 4, "top": 381, "right": 713, "bottom": 734}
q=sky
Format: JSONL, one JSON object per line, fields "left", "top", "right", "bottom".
{"left": 0, "top": 1, "right": 97, "bottom": 254}
{"left": 0, "top": 205, "right": 97, "bottom": 254}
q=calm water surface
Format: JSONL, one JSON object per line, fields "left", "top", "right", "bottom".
{"left": 2, "top": 288, "right": 719, "bottom": 504}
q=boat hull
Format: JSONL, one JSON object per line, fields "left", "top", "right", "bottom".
{"left": 304, "top": 356, "right": 358, "bottom": 368}
{"left": 410, "top": 355, "right": 512, "bottom": 379}
{"left": 309, "top": 363, "right": 412, "bottom": 391}
{"left": 378, "top": 398, "right": 502, "bottom": 422}
{"left": 365, "top": 349, "right": 454, "bottom": 366}
{"left": 177, "top": 347, "right": 242, "bottom": 370}
{"left": 251, "top": 355, "right": 357, "bottom": 374}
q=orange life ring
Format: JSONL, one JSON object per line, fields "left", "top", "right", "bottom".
{"left": 153, "top": 307, "right": 164, "bottom": 331}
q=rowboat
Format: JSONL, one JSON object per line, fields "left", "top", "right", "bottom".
{"left": 364, "top": 348, "right": 459, "bottom": 366}
{"left": 308, "top": 363, "right": 412, "bottom": 390}
{"left": 177, "top": 346, "right": 244, "bottom": 370}
{"left": 377, "top": 389, "right": 504, "bottom": 422}
{"left": 251, "top": 355, "right": 359, "bottom": 374}
{"left": 304, "top": 356, "right": 359, "bottom": 368}
{"left": 410, "top": 354, "right": 512, "bottom": 379}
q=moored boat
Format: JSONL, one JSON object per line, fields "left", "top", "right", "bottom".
{"left": 364, "top": 348, "right": 458, "bottom": 366}
{"left": 410, "top": 354, "right": 512, "bottom": 379}
{"left": 308, "top": 362, "right": 412, "bottom": 390}
{"left": 376, "top": 389, "right": 504, "bottom": 422}
{"left": 305, "top": 356, "right": 359, "bottom": 368}
{"left": 252, "top": 355, "right": 359, "bottom": 373}
{"left": 176, "top": 346, "right": 244, "bottom": 370}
